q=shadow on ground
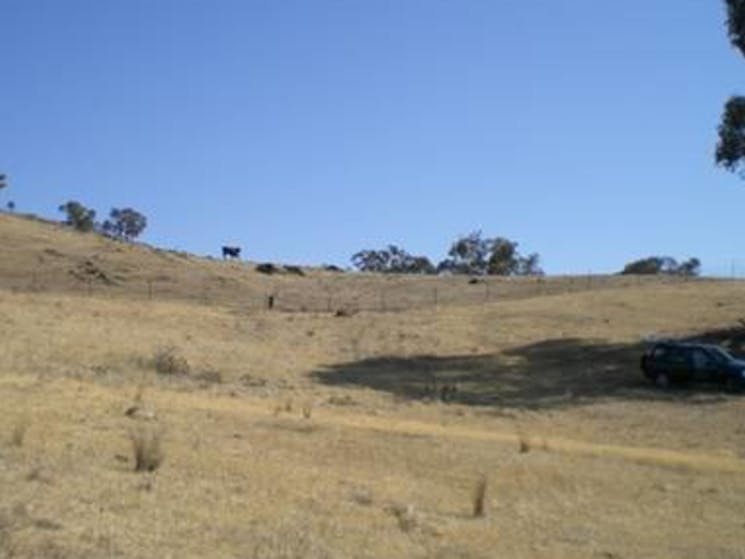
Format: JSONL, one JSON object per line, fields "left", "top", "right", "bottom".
{"left": 312, "top": 328, "right": 745, "bottom": 410}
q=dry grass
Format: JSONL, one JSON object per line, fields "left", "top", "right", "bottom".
{"left": 9, "top": 416, "right": 29, "bottom": 447}
{"left": 517, "top": 433, "right": 531, "bottom": 454}
{"left": 472, "top": 474, "right": 488, "bottom": 518}
{"left": 152, "top": 346, "right": 190, "bottom": 376}
{"left": 128, "top": 425, "right": 164, "bottom": 472}
{"left": 1, "top": 214, "right": 745, "bottom": 558}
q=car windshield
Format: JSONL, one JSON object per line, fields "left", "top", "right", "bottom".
{"left": 705, "top": 346, "right": 734, "bottom": 364}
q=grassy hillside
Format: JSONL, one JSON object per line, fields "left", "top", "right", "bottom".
{"left": 0, "top": 212, "right": 695, "bottom": 311}
{"left": 1, "top": 213, "right": 745, "bottom": 558}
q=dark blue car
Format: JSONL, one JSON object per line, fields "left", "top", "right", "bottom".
{"left": 641, "top": 342, "right": 745, "bottom": 391}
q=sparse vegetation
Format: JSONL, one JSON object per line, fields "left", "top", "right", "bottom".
{"left": 388, "top": 503, "right": 420, "bottom": 533}
{"left": 302, "top": 403, "right": 313, "bottom": 419}
{"left": 129, "top": 425, "right": 164, "bottom": 472}
{"left": 472, "top": 474, "right": 488, "bottom": 518}
{"left": 518, "top": 433, "right": 531, "bottom": 454}
{"left": 620, "top": 256, "right": 701, "bottom": 276}
{"left": 352, "top": 245, "right": 435, "bottom": 274}
{"left": 194, "top": 369, "right": 222, "bottom": 384}
{"left": 101, "top": 207, "right": 147, "bottom": 241}
{"left": 0, "top": 214, "right": 744, "bottom": 558}
{"left": 351, "top": 234, "right": 542, "bottom": 276}
{"left": 58, "top": 200, "right": 96, "bottom": 232}
{"left": 152, "top": 346, "right": 190, "bottom": 376}
{"left": 10, "top": 416, "right": 28, "bottom": 447}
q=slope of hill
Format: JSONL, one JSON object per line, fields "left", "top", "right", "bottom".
{"left": 0, "top": 212, "right": 704, "bottom": 312}
{"left": 2, "top": 212, "right": 745, "bottom": 559}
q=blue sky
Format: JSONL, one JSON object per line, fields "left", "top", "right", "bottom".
{"left": 1, "top": 0, "right": 743, "bottom": 274}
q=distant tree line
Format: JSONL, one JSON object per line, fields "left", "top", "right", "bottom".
{"left": 352, "top": 237, "right": 703, "bottom": 278}
{"left": 620, "top": 256, "right": 701, "bottom": 277}
{"left": 352, "top": 231, "right": 543, "bottom": 277}
{"left": 58, "top": 200, "right": 147, "bottom": 241}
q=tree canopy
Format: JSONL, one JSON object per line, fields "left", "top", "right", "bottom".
{"left": 438, "top": 232, "right": 543, "bottom": 276}
{"left": 620, "top": 256, "right": 700, "bottom": 276}
{"left": 352, "top": 233, "right": 542, "bottom": 277}
{"left": 102, "top": 207, "right": 147, "bottom": 241}
{"left": 58, "top": 201, "right": 96, "bottom": 232}
{"left": 716, "top": 1, "right": 745, "bottom": 174}
{"left": 352, "top": 245, "right": 435, "bottom": 274}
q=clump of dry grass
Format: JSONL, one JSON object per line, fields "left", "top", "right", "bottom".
{"left": 387, "top": 503, "right": 420, "bottom": 532}
{"left": 128, "top": 425, "right": 164, "bottom": 472}
{"left": 302, "top": 403, "right": 313, "bottom": 419}
{"left": 152, "top": 346, "right": 190, "bottom": 376}
{"left": 518, "top": 433, "right": 531, "bottom": 454}
{"left": 132, "top": 372, "right": 149, "bottom": 403}
{"left": 10, "top": 416, "right": 29, "bottom": 447}
{"left": 194, "top": 369, "right": 222, "bottom": 385}
{"left": 472, "top": 474, "right": 488, "bottom": 518}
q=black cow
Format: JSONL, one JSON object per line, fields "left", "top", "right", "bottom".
{"left": 222, "top": 246, "right": 241, "bottom": 259}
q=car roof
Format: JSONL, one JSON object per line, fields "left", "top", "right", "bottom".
{"left": 653, "top": 341, "right": 725, "bottom": 351}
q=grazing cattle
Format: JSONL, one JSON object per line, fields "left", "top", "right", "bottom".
{"left": 222, "top": 246, "right": 241, "bottom": 259}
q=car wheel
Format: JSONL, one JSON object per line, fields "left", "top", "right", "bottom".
{"left": 655, "top": 372, "right": 671, "bottom": 389}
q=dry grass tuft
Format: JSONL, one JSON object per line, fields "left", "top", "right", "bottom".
{"left": 194, "top": 369, "right": 222, "bottom": 385}
{"left": 302, "top": 403, "right": 313, "bottom": 419}
{"left": 128, "top": 425, "right": 164, "bottom": 472}
{"left": 152, "top": 346, "right": 190, "bottom": 376}
{"left": 132, "top": 373, "right": 149, "bottom": 403}
{"left": 518, "top": 434, "right": 531, "bottom": 454}
{"left": 387, "top": 503, "right": 420, "bottom": 532}
{"left": 472, "top": 474, "right": 488, "bottom": 518}
{"left": 10, "top": 416, "right": 29, "bottom": 447}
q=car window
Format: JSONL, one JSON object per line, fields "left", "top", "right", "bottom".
{"left": 706, "top": 347, "right": 732, "bottom": 364}
{"left": 692, "top": 350, "right": 712, "bottom": 370}
{"left": 666, "top": 347, "right": 688, "bottom": 364}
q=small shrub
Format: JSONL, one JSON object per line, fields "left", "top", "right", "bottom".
{"left": 129, "top": 426, "right": 163, "bottom": 472}
{"left": 301, "top": 403, "right": 313, "bottom": 419}
{"left": 152, "top": 346, "right": 190, "bottom": 376}
{"left": 472, "top": 474, "right": 488, "bottom": 518}
{"left": 256, "top": 263, "right": 278, "bottom": 275}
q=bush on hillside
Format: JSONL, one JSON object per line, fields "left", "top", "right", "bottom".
{"left": 102, "top": 207, "right": 147, "bottom": 241}
{"left": 59, "top": 200, "right": 96, "bottom": 232}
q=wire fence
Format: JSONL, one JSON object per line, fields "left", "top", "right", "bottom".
{"left": 0, "top": 265, "right": 718, "bottom": 315}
